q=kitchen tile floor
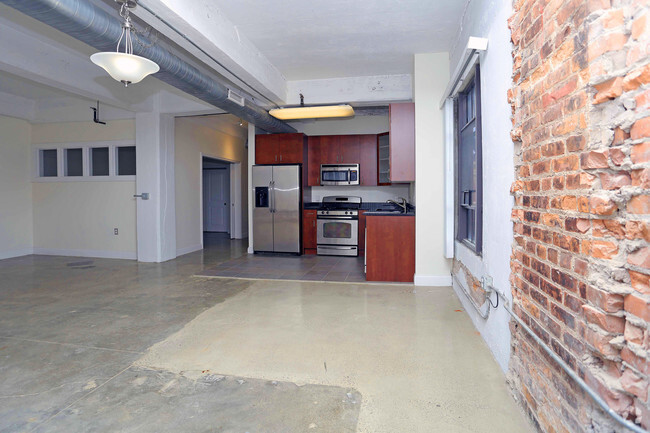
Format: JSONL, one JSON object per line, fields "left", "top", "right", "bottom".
{"left": 197, "top": 249, "right": 368, "bottom": 282}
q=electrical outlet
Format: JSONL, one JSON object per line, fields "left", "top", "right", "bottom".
{"left": 114, "top": 228, "right": 119, "bottom": 235}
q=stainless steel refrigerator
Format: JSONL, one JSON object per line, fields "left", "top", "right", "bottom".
{"left": 252, "top": 164, "right": 301, "bottom": 253}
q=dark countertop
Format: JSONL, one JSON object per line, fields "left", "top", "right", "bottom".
{"left": 364, "top": 211, "right": 415, "bottom": 216}
{"left": 304, "top": 201, "right": 415, "bottom": 213}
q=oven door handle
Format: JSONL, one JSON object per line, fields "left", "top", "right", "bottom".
{"left": 317, "top": 216, "right": 357, "bottom": 220}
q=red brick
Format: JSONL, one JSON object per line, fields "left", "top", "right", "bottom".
{"left": 636, "top": 89, "right": 650, "bottom": 110}
{"left": 624, "top": 294, "right": 650, "bottom": 321}
{"left": 629, "top": 270, "right": 650, "bottom": 296}
{"left": 612, "top": 128, "right": 629, "bottom": 146}
{"left": 620, "top": 369, "right": 648, "bottom": 400}
{"left": 625, "top": 220, "right": 650, "bottom": 242}
{"left": 631, "top": 142, "right": 650, "bottom": 164}
{"left": 631, "top": 117, "right": 650, "bottom": 140}
{"left": 623, "top": 64, "right": 650, "bottom": 92}
{"left": 628, "top": 195, "right": 650, "bottom": 214}
{"left": 631, "top": 12, "right": 647, "bottom": 40}
{"left": 581, "top": 151, "right": 609, "bottom": 168}
{"left": 583, "top": 239, "right": 618, "bottom": 259}
{"left": 593, "top": 219, "right": 625, "bottom": 239}
{"left": 621, "top": 346, "right": 649, "bottom": 375}
{"left": 587, "top": 287, "right": 624, "bottom": 313}
{"left": 583, "top": 304, "right": 625, "bottom": 333}
{"left": 589, "top": 196, "right": 618, "bottom": 215}
{"left": 628, "top": 247, "right": 650, "bottom": 269}
{"left": 609, "top": 148, "right": 626, "bottom": 165}
{"left": 566, "top": 172, "right": 596, "bottom": 189}
{"left": 588, "top": 32, "right": 628, "bottom": 61}
{"left": 584, "top": 327, "right": 619, "bottom": 357}
{"left": 594, "top": 76, "right": 624, "bottom": 104}
{"left": 624, "top": 321, "right": 645, "bottom": 345}
{"left": 585, "top": 371, "right": 634, "bottom": 415}
{"left": 567, "top": 135, "right": 586, "bottom": 151}
{"left": 599, "top": 171, "right": 631, "bottom": 190}
{"left": 631, "top": 168, "right": 650, "bottom": 188}
{"left": 553, "top": 155, "right": 580, "bottom": 172}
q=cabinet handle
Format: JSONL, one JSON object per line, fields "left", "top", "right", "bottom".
{"left": 275, "top": 155, "right": 278, "bottom": 162}
{"left": 280, "top": 154, "right": 283, "bottom": 161}
{"left": 313, "top": 221, "right": 315, "bottom": 227}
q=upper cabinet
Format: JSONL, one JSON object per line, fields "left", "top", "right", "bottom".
{"left": 377, "top": 132, "right": 390, "bottom": 185}
{"left": 256, "top": 133, "right": 307, "bottom": 165}
{"left": 389, "top": 103, "right": 415, "bottom": 182}
{"left": 307, "top": 135, "right": 377, "bottom": 186}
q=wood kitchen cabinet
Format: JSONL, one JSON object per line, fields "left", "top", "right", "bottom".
{"left": 389, "top": 103, "right": 415, "bottom": 182}
{"left": 365, "top": 215, "right": 415, "bottom": 282}
{"left": 256, "top": 133, "right": 307, "bottom": 165}
{"left": 307, "top": 134, "right": 377, "bottom": 186}
{"left": 302, "top": 209, "right": 317, "bottom": 254}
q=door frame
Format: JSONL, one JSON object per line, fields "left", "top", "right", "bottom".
{"left": 199, "top": 153, "right": 243, "bottom": 248}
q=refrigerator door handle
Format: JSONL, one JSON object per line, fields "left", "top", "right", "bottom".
{"left": 270, "top": 181, "right": 276, "bottom": 213}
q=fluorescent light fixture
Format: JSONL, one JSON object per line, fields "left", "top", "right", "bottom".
{"left": 269, "top": 105, "right": 355, "bottom": 120}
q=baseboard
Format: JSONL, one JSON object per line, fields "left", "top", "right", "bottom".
{"left": 176, "top": 244, "right": 203, "bottom": 257}
{"left": 0, "top": 248, "right": 34, "bottom": 260}
{"left": 33, "top": 248, "right": 136, "bottom": 260}
{"left": 414, "top": 274, "right": 452, "bottom": 286}
{"left": 247, "top": 246, "right": 254, "bottom": 254}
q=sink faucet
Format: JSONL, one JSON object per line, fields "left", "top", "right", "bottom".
{"left": 386, "top": 197, "right": 408, "bottom": 213}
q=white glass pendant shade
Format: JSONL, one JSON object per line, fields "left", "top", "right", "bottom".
{"left": 90, "top": 52, "right": 159, "bottom": 85}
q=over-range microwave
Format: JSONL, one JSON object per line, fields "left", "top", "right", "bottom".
{"left": 320, "top": 164, "right": 360, "bottom": 186}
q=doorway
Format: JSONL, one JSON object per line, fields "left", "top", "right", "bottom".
{"left": 202, "top": 157, "right": 231, "bottom": 235}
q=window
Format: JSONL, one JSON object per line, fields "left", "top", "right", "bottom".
{"left": 116, "top": 146, "right": 136, "bottom": 175}
{"left": 90, "top": 147, "right": 109, "bottom": 176}
{"left": 64, "top": 148, "right": 83, "bottom": 177}
{"left": 40, "top": 149, "right": 58, "bottom": 177}
{"left": 455, "top": 64, "right": 482, "bottom": 253}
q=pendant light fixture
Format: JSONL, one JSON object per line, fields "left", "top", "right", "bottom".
{"left": 90, "top": 0, "right": 159, "bottom": 87}
{"left": 269, "top": 94, "right": 355, "bottom": 120}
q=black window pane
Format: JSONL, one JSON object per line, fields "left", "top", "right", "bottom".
{"left": 41, "top": 149, "right": 57, "bottom": 177}
{"left": 65, "top": 148, "right": 83, "bottom": 176}
{"left": 117, "top": 146, "right": 136, "bottom": 175}
{"left": 91, "top": 147, "right": 109, "bottom": 176}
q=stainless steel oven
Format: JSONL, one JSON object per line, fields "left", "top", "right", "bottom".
{"left": 320, "top": 164, "right": 360, "bottom": 186}
{"left": 316, "top": 196, "right": 361, "bottom": 256}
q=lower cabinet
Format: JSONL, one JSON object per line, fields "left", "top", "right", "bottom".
{"left": 303, "top": 209, "right": 317, "bottom": 254}
{"left": 365, "top": 215, "right": 415, "bottom": 282}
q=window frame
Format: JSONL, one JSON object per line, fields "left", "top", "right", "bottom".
{"left": 454, "top": 64, "right": 483, "bottom": 255}
{"left": 32, "top": 140, "right": 136, "bottom": 182}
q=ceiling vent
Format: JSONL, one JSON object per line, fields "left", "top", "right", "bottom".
{"left": 227, "top": 89, "right": 245, "bottom": 107}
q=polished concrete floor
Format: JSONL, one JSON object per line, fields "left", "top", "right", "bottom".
{"left": 0, "top": 233, "right": 532, "bottom": 433}
{"left": 198, "top": 252, "right": 366, "bottom": 282}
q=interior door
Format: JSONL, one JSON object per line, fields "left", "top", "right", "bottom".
{"left": 203, "top": 168, "right": 230, "bottom": 233}
{"left": 272, "top": 165, "right": 300, "bottom": 253}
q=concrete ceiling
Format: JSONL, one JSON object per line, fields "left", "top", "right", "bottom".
{"left": 211, "top": 0, "right": 465, "bottom": 80}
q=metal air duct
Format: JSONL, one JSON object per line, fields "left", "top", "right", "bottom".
{"left": 0, "top": 0, "right": 295, "bottom": 133}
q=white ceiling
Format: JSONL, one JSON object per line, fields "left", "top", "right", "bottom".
{"left": 211, "top": 0, "right": 465, "bottom": 80}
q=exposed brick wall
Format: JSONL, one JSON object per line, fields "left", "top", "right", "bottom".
{"left": 508, "top": 0, "right": 650, "bottom": 431}
{"left": 452, "top": 259, "right": 487, "bottom": 307}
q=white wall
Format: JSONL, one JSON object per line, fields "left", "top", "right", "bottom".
{"left": 310, "top": 185, "right": 410, "bottom": 203}
{"left": 414, "top": 53, "right": 452, "bottom": 286}
{"left": 175, "top": 116, "right": 248, "bottom": 255}
{"left": 0, "top": 116, "right": 33, "bottom": 259}
{"left": 447, "top": 0, "right": 514, "bottom": 373}
{"left": 31, "top": 120, "right": 137, "bottom": 259}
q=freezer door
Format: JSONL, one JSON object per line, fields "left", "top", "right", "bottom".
{"left": 252, "top": 165, "right": 274, "bottom": 252}
{"left": 272, "top": 165, "right": 301, "bottom": 253}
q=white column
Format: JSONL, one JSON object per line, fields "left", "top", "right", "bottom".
{"left": 247, "top": 123, "right": 255, "bottom": 254}
{"left": 135, "top": 108, "right": 176, "bottom": 262}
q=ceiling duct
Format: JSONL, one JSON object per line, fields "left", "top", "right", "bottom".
{"left": 0, "top": 0, "right": 295, "bottom": 133}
